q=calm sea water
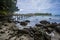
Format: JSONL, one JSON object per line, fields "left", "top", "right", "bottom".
{"left": 26, "top": 16, "right": 60, "bottom": 23}
{"left": 16, "top": 16, "right": 60, "bottom": 29}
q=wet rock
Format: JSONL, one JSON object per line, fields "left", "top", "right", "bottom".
{"left": 52, "top": 22, "right": 57, "bottom": 25}
{"left": 40, "top": 20, "right": 50, "bottom": 25}
{"left": 15, "top": 21, "right": 20, "bottom": 23}
{"left": 20, "top": 22, "right": 28, "bottom": 26}
{"left": 25, "top": 20, "right": 30, "bottom": 23}
{"left": 35, "top": 24, "right": 43, "bottom": 27}
{"left": 49, "top": 18, "right": 51, "bottom": 19}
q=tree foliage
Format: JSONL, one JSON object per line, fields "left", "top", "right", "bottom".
{"left": 0, "top": 0, "right": 19, "bottom": 15}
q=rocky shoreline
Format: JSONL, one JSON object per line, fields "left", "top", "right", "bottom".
{"left": 0, "top": 20, "right": 60, "bottom": 40}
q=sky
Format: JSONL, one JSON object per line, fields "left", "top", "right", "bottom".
{"left": 16, "top": 0, "right": 60, "bottom": 15}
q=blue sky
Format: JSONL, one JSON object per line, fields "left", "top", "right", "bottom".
{"left": 16, "top": 0, "right": 60, "bottom": 15}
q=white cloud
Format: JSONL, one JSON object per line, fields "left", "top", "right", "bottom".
{"left": 20, "top": 9, "right": 24, "bottom": 11}
{"left": 31, "top": 0, "right": 51, "bottom": 9}
{"left": 16, "top": 0, "right": 58, "bottom": 14}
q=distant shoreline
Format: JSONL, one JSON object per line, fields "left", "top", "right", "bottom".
{"left": 14, "top": 13, "right": 52, "bottom": 16}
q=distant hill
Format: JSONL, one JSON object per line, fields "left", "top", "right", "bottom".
{"left": 24, "top": 13, "right": 52, "bottom": 16}
{"left": 55, "top": 15, "right": 60, "bottom": 16}
{"left": 14, "top": 13, "right": 52, "bottom": 16}
{"left": 34, "top": 13, "right": 52, "bottom": 16}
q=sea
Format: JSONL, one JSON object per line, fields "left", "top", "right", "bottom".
{"left": 14, "top": 15, "right": 60, "bottom": 29}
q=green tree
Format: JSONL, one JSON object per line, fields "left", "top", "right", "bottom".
{"left": 0, "top": 0, "right": 19, "bottom": 21}
{"left": 0, "top": 0, "right": 19, "bottom": 15}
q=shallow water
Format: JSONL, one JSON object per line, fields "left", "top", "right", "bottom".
{"left": 15, "top": 16, "right": 60, "bottom": 29}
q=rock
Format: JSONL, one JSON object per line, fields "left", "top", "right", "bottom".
{"left": 40, "top": 20, "right": 50, "bottom": 25}
{"left": 0, "top": 27, "right": 2, "bottom": 29}
{"left": 4, "top": 24, "right": 8, "bottom": 26}
{"left": 52, "top": 22, "right": 57, "bottom": 25}
{"left": 45, "top": 27, "right": 53, "bottom": 34}
{"left": 15, "top": 21, "right": 20, "bottom": 23}
{"left": 49, "top": 18, "right": 51, "bottom": 19}
{"left": 19, "top": 34, "right": 34, "bottom": 40}
{"left": 0, "top": 22, "right": 2, "bottom": 25}
{"left": 59, "top": 38, "right": 60, "bottom": 40}
{"left": 9, "top": 36, "right": 16, "bottom": 40}
{"left": 57, "top": 23, "right": 60, "bottom": 26}
{"left": 8, "top": 20, "right": 12, "bottom": 23}
{"left": 0, "top": 21, "right": 52, "bottom": 40}
{"left": 17, "top": 29, "right": 30, "bottom": 35}
{"left": 45, "top": 23, "right": 57, "bottom": 28}
{"left": 20, "top": 22, "right": 28, "bottom": 26}
{"left": 35, "top": 24, "right": 43, "bottom": 27}
{"left": 25, "top": 20, "right": 30, "bottom": 23}
{"left": 55, "top": 26, "right": 60, "bottom": 33}
{"left": 0, "top": 31, "right": 5, "bottom": 34}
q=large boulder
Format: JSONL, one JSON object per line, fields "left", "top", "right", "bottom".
{"left": 57, "top": 23, "right": 60, "bottom": 26}
{"left": 25, "top": 20, "right": 30, "bottom": 23}
{"left": 20, "top": 22, "right": 28, "bottom": 26}
{"left": 35, "top": 24, "right": 43, "bottom": 27}
{"left": 45, "top": 27, "right": 53, "bottom": 34}
{"left": 40, "top": 20, "right": 50, "bottom": 25}
{"left": 45, "top": 22, "right": 57, "bottom": 28}
{"left": 55, "top": 26, "right": 60, "bottom": 33}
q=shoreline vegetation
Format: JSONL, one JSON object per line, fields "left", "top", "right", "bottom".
{"left": 14, "top": 13, "right": 52, "bottom": 16}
